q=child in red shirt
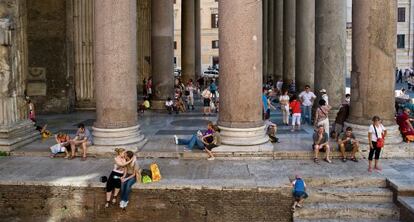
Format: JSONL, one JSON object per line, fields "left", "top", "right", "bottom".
{"left": 289, "top": 95, "right": 302, "bottom": 132}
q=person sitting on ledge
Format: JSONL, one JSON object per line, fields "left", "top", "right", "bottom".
{"left": 138, "top": 96, "right": 150, "bottom": 113}
{"left": 69, "top": 123, "right": 93, "bottom": 160}
{"left": 264, "top": 113, "right": 279, "bottom": 143}
{"left": 397, "top": 108, "right": 414, "bottom": 141}
{"left": 165, "top": 97, "right": 174, "bottom": 114}
{"left": 313, "top": 125, "right": 332, "bottom": 164}
{"left": 50, "top": 133, "right": 71, "bottom": 158}
{"left": 174, "top": 122, "right": 214, "bottom": 151}
{"left": 203, "top": 125, "right": 221, "bottom": 161}
{"left": 337, "top": 127, "right": 359, "bottom": 162}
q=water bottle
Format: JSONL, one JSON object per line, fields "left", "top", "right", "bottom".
{"left": 113, "top": 175, "right": 120, "bottom": 179}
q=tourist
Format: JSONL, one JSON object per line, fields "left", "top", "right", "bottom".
{"left": 138, "top": 97, "right": 150, "bottom": 113}
{"left": 299, "top": 85, "right": 317, "bottom": 125}
{"left": 186, "top": 79, "right": 195, "bottom": 111}
{"left": 50, "top": 133, "right": 70, "bottom": 158}
{"left": 291, "top": 175, "right": 308, "bottom": 212}
{"left": 276, "top": 79, "right": 283, "bottom": 94}
{"left": 262, "top": 89, "right": 276, "bottom": 120}
{"left": 165, "top": 97, "right": 174, "bottom": 114}
{"left": 314, "top": 99, "right": 331, "bottom": 138}
{"left": 203, "top": 125, "right": 221, "bottom": 160}
{"left": 201, "top": 87, "right": 212, "bottom": 115}
{"left": 69, "top": 123, "right": 93, "bottom": 160}
{"left": 146, "top": 77, "right": 153, "bottom": 100}
{"left": 197, "top": 76, "right": 205, "bottom": 90}
{"left": 368, "top": 116, "right": 387, "bottom": 172}
{"left": 174, "top": 122, "right": 214, "bottom": 151}
{"left": 313, "top": 125, "right": 332, "bottom": 164}
{"left": 397, "top": 108, "right": 414, "bottom": 140}
{"left": 120, "top": 151, "right": 141, "bottom": 210}
{"left": 142, "top": 78, "right": 147, "bottom": 96}
{"left": 105, "top": 148, "right": 136, "bottom": 208}
{"left": 397, "top": 69, "right": 403, "bottom": 83}
{"left": 320, "top": 89, "right": 329, "bottom": 105}
{"left": 290, "top": 95, "right": 302, "bottom": 132}
{"left": 337, "top": 127, "right": 359, "bottom": 162}
{"left": 288, "top": 80, "right": 296, "bottom": 94}
{"left": 175, "top": 97, "right": 186, "bottom": 113}
{"left": 27, "top": 99, "right": 36, "bottom": 122}
{"left": 332, "top": 100, "right": 350, "bottom": 139}
{"left": 209, "top": 80, "right": 218, "bottom": 100}
{"left": 264, "top": 113, "right": 279, "bottom": 143}
{"left": 279, "top": 90, "right": 290, "bottom": 125}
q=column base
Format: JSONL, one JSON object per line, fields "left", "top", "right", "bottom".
{"left": 344, "top": 122, "right": 403, "bottom": 145}
{"left": 0, "top": 120, "right": 39, "bottom": 152}
{"left": 90, "top": 125, "right": 147, "bottom": 155}
{"left": 214, "top": 125, "right": 273, "bottom": 152}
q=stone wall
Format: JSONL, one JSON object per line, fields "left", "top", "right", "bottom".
{"left": 26, "top": 0, "right": 74, "bottom": 114}
{"left": 0, "top": 185, "right": 292, "bottom": 222}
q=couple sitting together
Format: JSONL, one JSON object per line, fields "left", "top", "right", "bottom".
{"left": 174, "top": 121, "right": 220, "bottom": 160}
{"left": 49, "top": 123, "right": 92, "bottom": 160}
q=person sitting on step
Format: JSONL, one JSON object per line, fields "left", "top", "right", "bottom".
{"left": 264, "top": 113, "right": 279, "bottom": 143}
{"left": 202, "top": 125, "right": 221, "bottom": 161}
{"left": 337, "top": 127, "right": 359, "bottom": 162}
{"left": 165, "top": 97, "right": 174, "bottom": 114}
{"left": 312, "top": 125, "right": 332, "bottom": 164}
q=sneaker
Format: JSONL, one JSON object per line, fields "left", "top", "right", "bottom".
{"left": 119, "top": 200, "right": 125, "bottom": 208}
{"left": 207, "top": 157, "right": 215, "bottom": 161}
{"left": 123, "top": 201, "right": 129, "bottom": 208}
{"left": 174, "top": 135, "right": 178, "bottom": 145}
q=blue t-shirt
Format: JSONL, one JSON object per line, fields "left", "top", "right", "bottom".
{"left": 262, "top": 94, "right": 268, "bottom": 112}
{"left": 209, "top": 83, "right": 217, "bottom": 92}
{"left": 294, "top": 179, "right": 305, "bottom": 192}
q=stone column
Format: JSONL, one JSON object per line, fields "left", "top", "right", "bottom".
{"left": 283, "top": 0, "right": 295, "bottom": 88}
{"left": 267, "top": 0, "right": 274, "bottom": 80}
{"left": 92, "top": 0, "right": 146, "bottom": 151}
{"left": 137, "top": 0, "right": 152, "bottom": 98}
{"left": 345, "top": 0, "right": 402, "bottom": 145}
{"left": 295, "top": 0, "right": 315, "bottom": 91}
{"left": 262, "top": 0, "right": 268, "bottom": 81}
{"left": 0, "top": 0, "right": 38, "bottom": 151}
{"left": 151, "top": 0, "right": 174, "bottom": 109}
{"left": 273, "top": 0, "right": 283, "bottom": 82}
{"left": 181, "top": 0, "right": 195, "bottom": 83}
{"left": 315, "top": 0, "right": 346, "bottom": 118}
{"left": 194, "top": 0, "right": 202, "bottom": 78}
{"left": 216, "top": 0, "right": 271, "bottom": 152}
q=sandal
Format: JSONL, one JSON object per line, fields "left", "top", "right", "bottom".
{"left": 313, "top": 158, "right": 319, "bottom": 164}
{"left": 342, "top": 158, "right": 347, "bottom": 163}
{"left": 81, "top": 156, "right": 87, "bottom": 161}
{"left": 350, "top": 157, "right": 358, "bottom": 162}
{"left": 68, "top": 156, "right": 75, "bottom": 160}
{"left": 105, "top": 201, "right": 110, "bottom": 208}
{"left": 368, "top": 167, "right": 372, "bottom": 173}
{"left": 112, "top": 196, "right": 117, "bottom": 204}
{"left": 324, "top": 158, "right": 332, "bottom": 164}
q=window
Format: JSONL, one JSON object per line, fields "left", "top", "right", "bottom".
{"left": 211, "top": 13, "right": 219, "bottom": 28}
{"left": 398, "top": 7, "right": 406, "bottom": 22}
{"left": 212, "top": 40, "right": 219, "bottom": 49}
{"left": 174, "top": 41, "right": 177, "bottom": 50}
{"left": 397, "top": 34, "right": 405, "bottom": 49}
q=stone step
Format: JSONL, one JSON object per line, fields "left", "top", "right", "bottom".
{"left": 307, "top": 187, "right": 393, "bottom": 203}
{"left": 303, "top": 177, "right": 387, "bottom": 188}
{"left": 294, "top": 219, "right": 400, "bottom": 222}
{"left": 293, "top": 203, "right": 399, "bottom": 220}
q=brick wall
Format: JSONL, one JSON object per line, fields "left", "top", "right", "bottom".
{"left": 0, "top": 185, "right": 293, "bottom": 222}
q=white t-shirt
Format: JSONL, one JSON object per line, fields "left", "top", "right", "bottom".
{"left": 322, "top": 94, "right": 329, "bottom": 105}
{"left": 276, "top": 81, "right": 283, "bottom": 91}
{"left": 186, "top": 85, "right": 195, "bottom": 97}
{"left": 279, "top": 95, "right": 290, "bottom": 106}
{"left": 299, "top": 91, "right": 316, "bottom": 106}
{"left": 369, "top": 124, "right": 386, "bottom": 142}
{"left": 165, "top": 100, "right": 173, "bottom": 106}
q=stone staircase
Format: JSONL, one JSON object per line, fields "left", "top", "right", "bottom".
{"left": 293, "top": 177, "right": 400, "bottom": 222}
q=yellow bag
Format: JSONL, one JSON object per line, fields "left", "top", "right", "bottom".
{"left": 150, "top": 163, "right": 161, "bottom": 182}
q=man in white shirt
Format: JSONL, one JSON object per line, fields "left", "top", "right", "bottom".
{"left": 165, "top": 97, "right": 174, "bottom": 114}
{"left": 299, "top": 85, "right": 317, "bottom": 125}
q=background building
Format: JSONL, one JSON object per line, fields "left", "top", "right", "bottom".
{"left": 174, "top": 0, "right": 219, "bottom": 71}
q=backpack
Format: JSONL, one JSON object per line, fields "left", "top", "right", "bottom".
{"left": 150, "top": 163, "right": 162, "bottom": 182}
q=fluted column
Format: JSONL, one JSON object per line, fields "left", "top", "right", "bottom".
{"left": 151, "top": 0, "right": 174, "bottom": 109}
{"left": 315, "top": 0, "right": 346, "bottom": 118}
{"left": 283, "top": 0, "right": 295, "bottom": 88}
{"left": 263, "top": 0, "right": 268, "bottom": 81}
{"left": 92, "top": 0, "right": 146, "bottom": 151}
{"left": 346, "top": 0, "right": 402, "bottom": 144}
{"left": 295, "top": 0, "right": 315, "bottom": 91}
{"left": 194, "top": 0, "right": 202, "bottom": 78}
{"left": 273, "top": 0, "right": 283, "bottom": 81}
{"left": 0, "top": 0, "right": 38, "bottom": 151}
{"left": 267, "top": 0, "right": 274, "bottom": 80}
{"left": 216, "top": 0, "right": 271, "bottom": 152}
{"left": 181, "top": 0, "right": 195, "bottom": 83}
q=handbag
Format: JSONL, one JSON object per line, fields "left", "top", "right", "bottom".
{"left": 373, "top": 125, "right": 384, "bottom": 148}
{"left": 150, "top": 163, "right": 162, "bottom": 182}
